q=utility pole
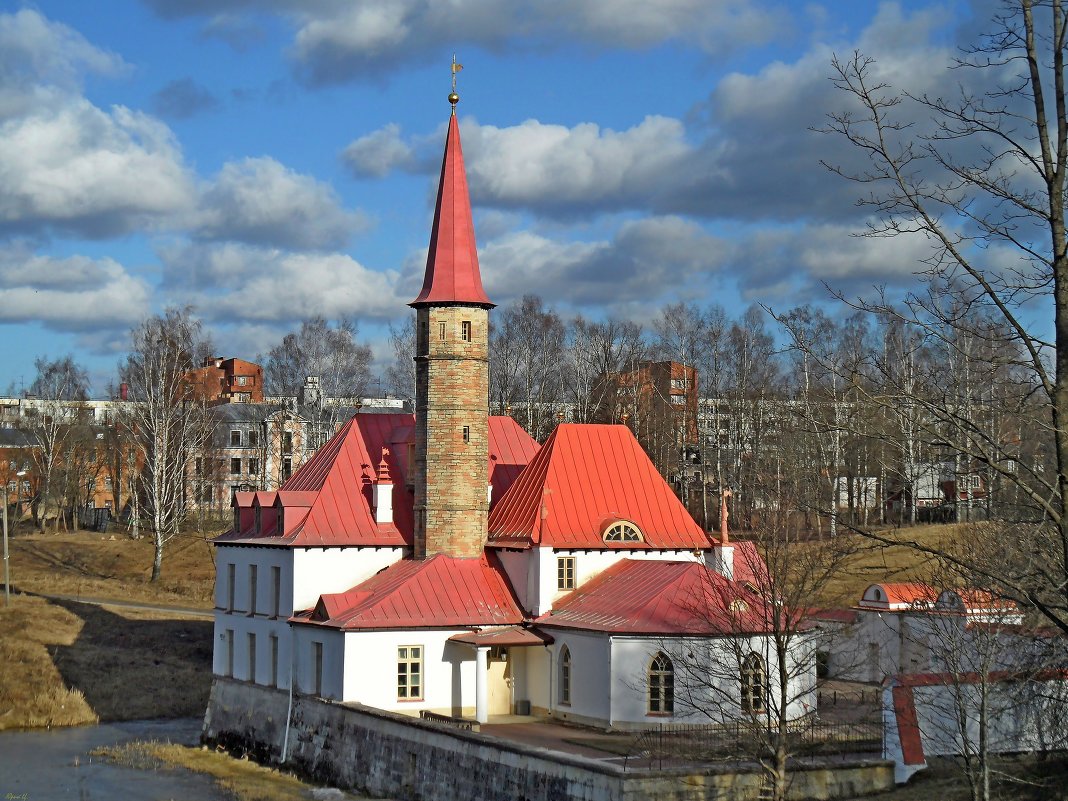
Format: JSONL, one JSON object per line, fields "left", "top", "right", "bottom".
{"left": 3, "top": 481, "right": 9, "bottom": 607}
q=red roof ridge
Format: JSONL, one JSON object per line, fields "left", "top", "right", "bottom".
{"left": 410, "top": 113, "right": 492, "bottom": 308}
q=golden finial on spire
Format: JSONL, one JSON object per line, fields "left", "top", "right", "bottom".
{"left": 449, "top": 53, "right": 462, "bottom": 112}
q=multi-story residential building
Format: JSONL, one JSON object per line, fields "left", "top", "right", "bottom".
{"left": 184, "top": 357, "right": 264, "bottom": 405}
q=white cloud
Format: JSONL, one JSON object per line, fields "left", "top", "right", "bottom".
{"left": 0, "top": 99, "right": 195, "bottom": 237}
{"left": 342, "top": 123, "right": 415, "bottom": 178}
{"left": 472, "top": 215, "right": 727, "bottom": 309}
{"left": 191, "top": 157, "right": 369, "bottom": 249}
{"left": 142, "top": 0, "right": 785, "bottom": 85}
{"left": 0, "top": 251, "right": 150, "bottom": 332}
{"left": 160, "top": 242, "right": 404, "bottom": 323}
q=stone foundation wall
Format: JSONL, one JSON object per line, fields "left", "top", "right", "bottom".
{"left": 203, "top": 679, "right": 894, "bottom": 801}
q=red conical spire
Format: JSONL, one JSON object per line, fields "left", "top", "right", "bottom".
{"left": 410, "top": 110, "right": 493, "bottom": 308}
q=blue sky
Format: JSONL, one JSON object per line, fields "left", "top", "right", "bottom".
{"left": 0, "top": 0, "right": 988, "bottom": 394}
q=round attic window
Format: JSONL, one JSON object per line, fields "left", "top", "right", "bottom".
{"left": 603, "top": 521, "right": 643, "bottom": 543}
{"left": 873, "top": 588, "right": 882, "bottom": 601}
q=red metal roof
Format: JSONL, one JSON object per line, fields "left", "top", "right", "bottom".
{"left": 858, "top": 582, "right": 938, "bottom": 608}
{"left": 536, "top": 559, "right": 773, "bottom": 636}
{"left": 487, "top": 424, "right": 710, "bottom": 551}
{"left": 892, "top": 686, "right": 925, "bottom": 766}
{"left": 449, "top": 627, "right": 554, "bottom": 647}
{"left": 410, "top": 114, "right": 492, "bottom": 308}
{"left": 215, "top": 414, "right": 536, "bottom": 548}
{"left": 297, "top": 553, "right": 524, "bottom": 630}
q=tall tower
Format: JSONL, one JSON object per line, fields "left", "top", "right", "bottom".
{"left": 409, "top": 82, "right": 494, "bottom": 559}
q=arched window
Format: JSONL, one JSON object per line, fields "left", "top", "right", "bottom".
{"left": 648, "top": 652, "right": 674, "bottom": 714}
{"left": 741, "top": 652, "right": 767, "bottom": 714}
{"left": 603, "top": 521, "right": 643, "bottom": 543}
{"left": 559, "top": 646, "right": 572, "bottom": 705}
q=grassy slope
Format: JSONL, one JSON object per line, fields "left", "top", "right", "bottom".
{"left": 0, "top": 526, "right": 221, "bottom": 730}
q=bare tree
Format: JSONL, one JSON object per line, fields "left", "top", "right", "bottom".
{"left": 489, "top": 295, "right": 565, "bottom": 439}
{"left": 22, "top": 356, "right": 90, "bottom": 532}
{"left": 563, "top": 316, "right": 645, "bottom": 424}
{"left": 120, "top": 307, "right": 215, "bottom": 581}
{"left": 820, "top": 1, "right": 1068, "bottom": 633}
{"left": 265, "top": 316, "right": 372, "bottom": 400}
{"left": 385, "top": 317, "right": 416, "bottom": 405}
{"left": 664, "top": 504, "right": 856, "bottom": 801}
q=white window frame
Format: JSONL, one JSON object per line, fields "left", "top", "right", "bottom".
{"left": 397, "top": 645, "right": 423, "bottom": 700}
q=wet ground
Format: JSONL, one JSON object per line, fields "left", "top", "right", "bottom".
{"left": 0, "top": 718, "right": 231, "bottom": 801}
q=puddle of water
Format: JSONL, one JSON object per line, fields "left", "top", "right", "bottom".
{"left": 0, "top": 718, "right": 231, "bottom": 801}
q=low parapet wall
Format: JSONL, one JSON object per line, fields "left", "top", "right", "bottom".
{"left": 203, "top": 679, "right": 893, "bottom": 801}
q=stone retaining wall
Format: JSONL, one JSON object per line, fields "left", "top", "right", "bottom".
{"left": 203, "top": 679, "right": 894, "bottom": 801}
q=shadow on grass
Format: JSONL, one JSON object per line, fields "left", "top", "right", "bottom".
{"left": 40, "top": 596, "right": 213, "bottom": 721}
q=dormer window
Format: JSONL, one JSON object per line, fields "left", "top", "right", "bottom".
{"left": 603, "top": 521, "right": 642, "bottom": 543}
{"left": 276, "top": 507, "right": 284, "bottom": 537}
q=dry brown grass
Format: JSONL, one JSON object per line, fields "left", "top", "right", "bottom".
{"left": 0, "top": 593, "right": 212, "bottom": 729}
{"left": 0, "top": 595, "right": 97, "bottom": 729}
{"left": 94, "top": 741, "right": 364, "bottom": 801}
{"left": 808, "top": 524, "right": 963, "bottom": 607}
{"left": 8, "top": 528, "right": 219, "bottom": 607}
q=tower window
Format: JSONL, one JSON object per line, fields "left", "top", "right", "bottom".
{"left": 461, "top": 321, "right": 472, "bottom": 341}
{"left": 462, "top": 426, "right": 470, "bottom": 443}
{"left": 438, "top": 321, "right": 446, "bottom": 341}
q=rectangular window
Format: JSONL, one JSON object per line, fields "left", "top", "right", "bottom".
{"left": 397, "top": 645, "right": 423, "bottom": 700}
{"left": 248, "top": 458, "right": 259, "bottom": 476}
{"left": 461, "top": 320, "right": 471, "bottom": 341}
{"left": 231, "top": 457, "right": 242, "bottom": 475}
{"left": 230, "top": 430, "right": 241, "bottom": 446}
{"left": 225, "top": 629, "right": 234, "bottom": 677}
{"left": 270, "top": 634, "right": 279, "bottom": 687}
{"left": 248, "top": 430, "right": 259, "bottom": 447}
{"left": 248, "top": 565, "right": 258, "bottom": 616}
{"left": 557, "top": 556, "right": 576, "bottom": 590}
{"left": 282, "top": 456, "right": 292, "bottom": 481}
{"left": 283, "top": 432, "right": 293, "bottom": 454}
{"left": 271, "top": 566, "right": 281, "bottom": 618}
{"left": 247, "top": 632, "right": 257, "bottom": 683}
{"left": 462, "top": 426, "right": 470, "bottom": 444}
{"left": 438, "top": 321, "right": 446, "bottom": 341}
{"left": 313, "top": 642, "right": 323, "bottom": 696}
{"left": 226, "top": 563, "right": 236, "bottom": 611}
{"left": 236, "top": 375, "right": 248, "bottom": 386}
{"left": 671, "top": 395, "right": 686, "bottom": 405}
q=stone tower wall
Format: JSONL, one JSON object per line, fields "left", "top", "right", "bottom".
{"left": 413, "top": 304, "right": 490, "bottom": 558}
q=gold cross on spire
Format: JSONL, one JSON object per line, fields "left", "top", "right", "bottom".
{"left": 449, "top": 54, "right": 462, "bottom": 113}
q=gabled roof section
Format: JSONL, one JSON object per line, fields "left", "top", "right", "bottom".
{"left": 488, "top": 423, "right": 710, "bottom": 550}
{"left": 214, "top": 414, "right": 537, "bottom": 548}
{"left": 296, "top": 553, "right": 524, "bottom": 630}
{"left": 410, "top": 114, "right": 492, "bottom": 308}
{"left": 537, "top": 559, "right": 772, "bottom": 636}
{"left": 858, "top": 582, "right": 938, "bottom": 611}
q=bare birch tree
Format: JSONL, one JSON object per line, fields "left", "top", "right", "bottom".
{"left": 23, "top": 356, "right": 90, "bottom": 532}
{"left": 121, "top": 307, "right": 215, "bottom": 581}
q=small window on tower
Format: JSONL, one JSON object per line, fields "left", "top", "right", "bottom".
{"left": 438, "top": 321, "right": 446, "bottom": 341}
{"left": 461, "top": 321, "right": 471, "bottom": 341}
{"left": 462, "top": 426, "right": 470, "bottom": 443}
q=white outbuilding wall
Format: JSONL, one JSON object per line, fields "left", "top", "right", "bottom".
{"left": 212, "top": 543, "right": 406, "bottom": 691}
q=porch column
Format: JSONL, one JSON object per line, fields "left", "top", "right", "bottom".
{"left": 475, "top": 646, "right": 489, "bottom": 724}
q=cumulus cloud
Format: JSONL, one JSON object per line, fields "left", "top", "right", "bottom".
{"left": 342, "top": 123, "right": 416, "bottom": 178}
{"left": 159, "top": 242, "right": 404, "bottom": 323}
{"left": 140, "top": 0, "right": 784, "bottom": 85}
{"left": 0, "top": 99, "right": 195, "bottom": 238}
{"left": 457, "top": 216, "right": 728, "bottom": 310}
{"left": 151, "top": 77, "right": 220, "bottom": 119}
{"left": 0, "top": 251, "right": 150, "bottom": 332}
{"left": 190, "top": 157, "right": 369, "bottom": 249}
{"left": 729, "top": 222, "right": 941, "bottom": 303}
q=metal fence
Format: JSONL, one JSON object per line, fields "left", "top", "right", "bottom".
{"left": 623, "top": 718, "right": 882, "bottom": 771}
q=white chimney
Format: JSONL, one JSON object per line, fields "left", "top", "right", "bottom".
{"left": 373, "top": 448, "right": 393, "bottom": 524}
